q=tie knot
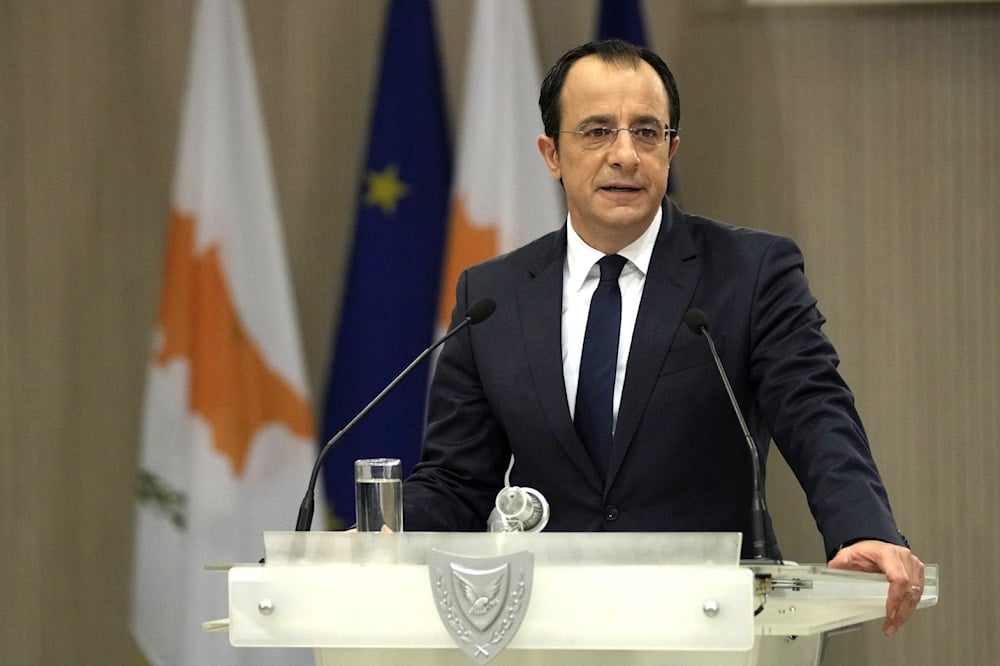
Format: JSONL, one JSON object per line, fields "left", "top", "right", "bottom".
{"left": 598, "top": 254, "right": 627, "bottom": 281}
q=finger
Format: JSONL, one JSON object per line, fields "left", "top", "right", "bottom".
{"left": 882, "top": 554, "right": 924, "bottom": 636}
{"left": 882, "top": 582, "right": 916, "bottom": 636}
{"left": 884, "top": 580, "right": 904, "bottom": 633}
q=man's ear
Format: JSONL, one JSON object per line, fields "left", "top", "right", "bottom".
{"left": 537, "top": 134, "right": 562, "bottom": 180}
{"left": 667, "top": 134, "right": 680, "bottom": 164}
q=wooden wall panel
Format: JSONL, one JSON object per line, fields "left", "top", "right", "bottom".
{"left": 661, "top": 3, "right": 999, "bottom": 663}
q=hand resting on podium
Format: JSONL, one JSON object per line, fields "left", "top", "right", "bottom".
{"left": 828, "top": 539, "right": 925, "bottom": 636}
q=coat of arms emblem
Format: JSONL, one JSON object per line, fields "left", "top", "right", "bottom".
{"left": 428, "top": 549, "right": 534, "bottom": 664}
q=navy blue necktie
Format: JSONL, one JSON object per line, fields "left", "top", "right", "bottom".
{"left": 575, "top": 254, "right": 627, "bottom": 479}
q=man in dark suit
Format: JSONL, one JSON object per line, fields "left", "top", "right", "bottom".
{"left": 402, "top": 39, "right": 924, "bottom": 635}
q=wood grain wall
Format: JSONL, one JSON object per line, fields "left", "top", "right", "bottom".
{"left": 1, "top": 1, "right": 996, "bottom": 663}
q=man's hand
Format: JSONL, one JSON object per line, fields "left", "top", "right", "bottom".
{"left": 827, "top": 539, "right": 925, "bottom": 637}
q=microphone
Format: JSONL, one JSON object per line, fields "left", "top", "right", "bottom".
{"left": 487, "top": 486, "right": 550, "bottom": 532}
{"left": 684, "top": 308, "right": 774, "bottom": 562}
{"left": 294, "top": 296, "right": 497, "bottom": 531}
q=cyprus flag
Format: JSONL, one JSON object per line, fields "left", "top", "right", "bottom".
{"left": 438, "top": 0, "right": 564, "bottom": 323}
{"left": 131, "top": 1, "right": 316, "bottom": 663}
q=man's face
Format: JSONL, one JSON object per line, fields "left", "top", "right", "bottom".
{"left": 537, "top": 56, "right": 679, "bottom": 253}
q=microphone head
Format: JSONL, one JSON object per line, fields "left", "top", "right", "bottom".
{"left": 684, "top": 308, "right": 710, "bottom": 335}
{"left": 489, "top": 486, "right": 550, "bottom": 532}
{"left": 465, "top": 297, "right": 497, "bottom": 325}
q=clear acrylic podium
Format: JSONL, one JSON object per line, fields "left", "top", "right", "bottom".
{"left": 218, "top": 531, "right": 938, "bottom": 666}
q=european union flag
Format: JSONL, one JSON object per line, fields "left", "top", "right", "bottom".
{"left": 319, "top": 0, "right": 450, "bottom": 526}
{"left": 597, "top": 0, "right": 648, "bottom": 47}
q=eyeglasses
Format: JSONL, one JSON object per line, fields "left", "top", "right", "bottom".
{"left": 554, "top": 123, "right": 678, "bottom": 150}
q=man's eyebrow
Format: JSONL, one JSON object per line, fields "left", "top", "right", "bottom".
{"left": 575, "top": 114, "right": 666, "bottom": 127}
{"left": 576, "top": 114, "right": 613, "bottom": 127}
{"left": 630, "top": 113, "right": 667, "bottom": 127}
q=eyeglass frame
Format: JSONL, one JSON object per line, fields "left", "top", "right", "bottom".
{"left": 552, "top": 123, "right": 679, "bottom": 150}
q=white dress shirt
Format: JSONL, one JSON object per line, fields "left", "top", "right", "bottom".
{"left": 562, "top": 208, "right": 662, "bottom": 434}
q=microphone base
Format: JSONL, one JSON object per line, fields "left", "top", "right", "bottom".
{"left": 740, "top": 557, "right": 784, "bottom": 566}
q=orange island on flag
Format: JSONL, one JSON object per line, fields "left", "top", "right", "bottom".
{"left": 437, "top": 197, "right": 499, "bottom": 326}
{"left": 156, "top": 210, "right": 314, "bottom": 478}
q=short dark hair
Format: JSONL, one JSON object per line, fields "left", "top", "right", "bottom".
{"left": 539, "top": 39, "right": 680, "bottom": 141}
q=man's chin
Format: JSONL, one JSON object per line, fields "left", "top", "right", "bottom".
{"left": 597, "top": 204, "right": 655, "bottom": 229}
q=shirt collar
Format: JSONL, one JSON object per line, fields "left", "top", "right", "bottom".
{"left": 565, "top": 206, "right": 663, "bottom": 292}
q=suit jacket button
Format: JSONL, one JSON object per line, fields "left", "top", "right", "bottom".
{"left": 603, "top": 505, "right": 619, "bottom": 521}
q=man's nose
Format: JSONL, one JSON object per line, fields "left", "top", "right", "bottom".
{"left": 607, "top": 129, "right": 640, "bottom": 166}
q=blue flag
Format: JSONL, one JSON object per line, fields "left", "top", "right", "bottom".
{"left": 597, "top": 0, "right": 676, "bottom": 194}
{"left": 319, "top": 0, "right": 450, "bottom": 527}
{"left": 597, "top": 0, "right": 648, "bottom": 47}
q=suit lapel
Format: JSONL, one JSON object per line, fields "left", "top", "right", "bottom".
{"left": 606, "top": 204, "right": 700, "bottom": 489}
{"left": 519, "top": 228, "right": 605, "bottom": 492}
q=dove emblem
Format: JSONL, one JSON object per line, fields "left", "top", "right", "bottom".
{"left": 451, "top": 563, "right": 508, "bottom": 630}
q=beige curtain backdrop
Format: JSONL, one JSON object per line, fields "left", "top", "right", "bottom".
{"left": 1, "top": 1, "right": 996, "bottom": 663}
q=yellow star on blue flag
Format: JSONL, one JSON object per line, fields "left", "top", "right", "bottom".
{"left": 366, "top": 164, "right": 409, "bottom": 215}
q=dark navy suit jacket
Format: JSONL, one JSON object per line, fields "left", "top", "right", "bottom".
{"left": 403, "top": 200, "right": 904, "bottom": 560}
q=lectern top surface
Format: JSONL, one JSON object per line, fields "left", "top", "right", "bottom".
{"left": 261, "top": 531, "right": 743, "bottom": 566}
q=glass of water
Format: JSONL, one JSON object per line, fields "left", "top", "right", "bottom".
{"left": 354, "top": 458, "right": 403, "bottom": 532}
